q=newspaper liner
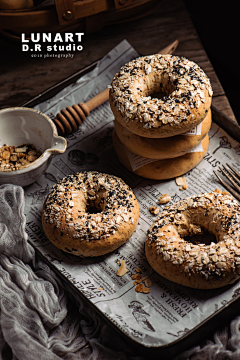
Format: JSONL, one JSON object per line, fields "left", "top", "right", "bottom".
{"left": 124, "top": 141, "right": 204, "bottom": 172}
{"left": 23, "top": 40, "right": 240, "bottom": 348}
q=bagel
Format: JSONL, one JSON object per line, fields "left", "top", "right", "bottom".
{"left": 114, "top": 108, "right": 212, "bottom": 159}
{"left": 145, "top": 190, "right": 240, "bottom": 289}
{"left": 112, "top": 129, "right": 209, "bottom": 180}
{"left": 42, "top": 171, "right": 139, "bottom": 257}
{"left": 109, "top": 54, "right": 212, "bottom": 138}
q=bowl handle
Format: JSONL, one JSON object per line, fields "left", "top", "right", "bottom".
{"left": 49, "top": 135, "right": 67, "bottom": 155}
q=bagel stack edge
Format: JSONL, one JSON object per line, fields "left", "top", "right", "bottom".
{"left": 109, "top": 54, "right": 212, "bottom": 180}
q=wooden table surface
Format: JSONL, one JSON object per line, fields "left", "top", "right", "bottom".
{"left": 0, "top": 0, "right": 236, "bottom": 124}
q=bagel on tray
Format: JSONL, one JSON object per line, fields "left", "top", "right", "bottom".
{"left": 109, "top": 54, "right": 212, "bottom": 138}
{"left": 42, "top": 171, "right": 139, "bottom": 257}
{"left": 145, "top": 190, "right": 240, "bottom": 289}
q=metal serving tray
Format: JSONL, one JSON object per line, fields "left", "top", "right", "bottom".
{"left": 21, "top": 48, "right": 240, "bottom": 359}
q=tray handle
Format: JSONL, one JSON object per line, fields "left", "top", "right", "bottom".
{"left": 54, "top": 0, "right": 76, "bottom": 25}
{"left": 54, "top": 0, "right": 134, "bottom": 26}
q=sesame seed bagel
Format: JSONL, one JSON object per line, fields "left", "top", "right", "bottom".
{"left": 112, "top": 129, "right": 209, "bottom": 180}
{"left": 114, "top": 108, "right": 212, "bottom": 160}
{"left": 42, "top": 171, "right": 139, "bottom": 257}
{"left": 109, "top": 54, "right": 212, "bottom": 138}
{"left": 145, "top": 190, "right": 240, "bottom": 289}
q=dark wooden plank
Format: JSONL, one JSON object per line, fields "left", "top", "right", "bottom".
{"left": 212, "top": 95, "right": 236, "bottom": 121}
{"left": 0, "top": 0, "right": 236, "bottom": 123}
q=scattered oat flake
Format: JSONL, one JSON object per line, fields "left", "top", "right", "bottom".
{"left": 175, "top": 176, "right": 187, "bottom": 190}
{"left": 98, "top": 287, "right": 103, "bottom": 290}
{"left": 132, "top": 273, "right": 142, "bottom": 280}
{"left": 134, "top": 278, "right": 143, "bottom": 285}
{"left": 158, "top": 194, "right": 171, "bottom": 204}
{"left": 149, "top": 206, "right": 160, "bottom": 215}
{"left": 142, "top": 287, "right": 151, "bottom": 294}
{"left": 135, "top": 284, "right": 144, "bottom": 292}
{"left": 135, "top": 284, "right": 150, "bottom": 293}
{"left": 143, "top": 277, "right": 152, "bottom": 288}
{"left": 135, "top": 267, "right": 142, "bottom": 273}
{"left": 117, "top": 259, "right": 128, "bottom": 276}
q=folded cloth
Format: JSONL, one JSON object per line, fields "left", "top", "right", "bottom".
{"left": 0, "top": 184, "right": 240, "bottom": 360}
{"left": 0, "top": 185, "right": 144, "bottom": 360}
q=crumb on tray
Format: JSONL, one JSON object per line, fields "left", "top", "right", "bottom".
{"left": 132, "top": 267, "right": 152, "bottom": 294}
{"left": 149, "top": 206, "right": 160, "bottom": 215}
{"left": 117, "top": 259, "right": 128, "bottom": 276}
{"left": 158, "top": 194, "right": 171, "bottom": 204}
{"left": 175, "top": 176, "right": 188, "bottom": 190}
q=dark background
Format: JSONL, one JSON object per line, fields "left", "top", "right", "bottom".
{"left": 0, "top": 1, "right": 238, "bottom": 123}
{"left": 184, "top": 1, "right": 239, "bottom": 123}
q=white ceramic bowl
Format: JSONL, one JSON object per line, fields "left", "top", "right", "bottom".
{"left": 0, "top": 107, "right": 67, "bottom": 187}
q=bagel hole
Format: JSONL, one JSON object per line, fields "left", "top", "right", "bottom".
{"left": 185, "top": 231, "right": 217, "bottom": 246}
{"left": 150, "top": 91, "right": 166, "bottom": 99}
{"left": 87, "top": 201, "right": 105, "bottom": 214}
{"left": 148, "top": 80, "right": 175, "bottom": 100}
{"left": 87, "top": 205, "right": 102, "bottom": 214}
{"left": 86, "top": 192, "right": 107, "bottom": 214}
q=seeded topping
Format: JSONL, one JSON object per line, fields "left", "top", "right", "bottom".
{"left": 43, "top": 171, "right": 136, "bottom": 242}
{"left": 110, "top": 54, "right": 212, "bottom": 130}
{"left": 146, "top": 190, "right": 240, "bottom": 281}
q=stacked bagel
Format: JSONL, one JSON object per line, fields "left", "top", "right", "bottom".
{"left": 109, "top": 54, "right": 213, "bottom": 180}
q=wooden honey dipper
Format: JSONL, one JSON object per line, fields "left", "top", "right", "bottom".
{"left": 54, "top": 40, "right": 179, "bottom": 136}
{"left": 54, "top": 87, "right": 109, "bottom": 135}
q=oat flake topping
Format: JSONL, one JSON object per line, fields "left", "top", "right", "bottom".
{"left": 146, "top": 190, "right": 240, "bottom": 281}
{"left": 110, "top": 54, "right": 212, "bottom": 129}
{"left": 43, "top": 171, "right": 136, "bottom": 242}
